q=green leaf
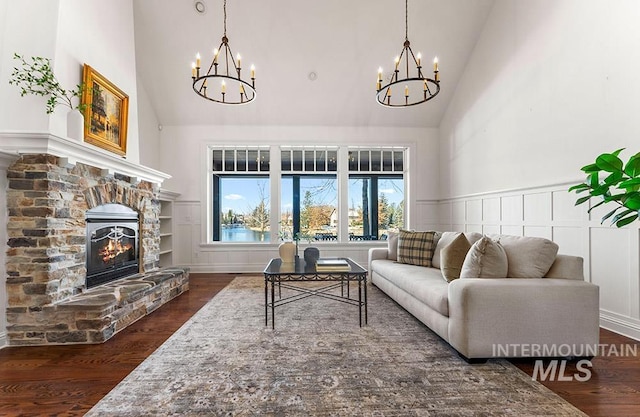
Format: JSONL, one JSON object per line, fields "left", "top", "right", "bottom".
{"left": 580, "top": 163, "right": 600, "bottom": 173}
{"left": 612, "top": 148, "right": 626, "bottom": 157}
{"left": 590, "top": 172, "right": 600, "bottom": 189}
{"left": 612, "top": 209, "right": 634, "bottom": 224}
{"left": 624, "top": 153, "right": 640, "bottom": 177}
{"left": 575, "top": 196, "right": 591, "bottom": 206}
{"left": 622, "top": 192, "right": 640, "bottom": 210}
{"left": 616, "top": 214, "right": 638, "bottom": 228}
{"left": 619, "top": 177, "right": 640, "bottom": 189}
{"left": 604, "top": 171, "right": 624, "bottom": 186}
{"left": 587, "top": 200, "right": 607, "bottom": 213}
{"left": 568, "top": 183, "right": 590, "bottom": 192}
{"left": 601, "top": 206, "right": 622, "bottom": 224}
{"left": 591, "top": 185, "right": 609, "bottom": 196}
{"left": 596, "top": 153, "right": 624, "bottom": 173}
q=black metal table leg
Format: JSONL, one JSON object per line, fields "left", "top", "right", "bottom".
{"left": 358, "top": 278, "right": 362, "bottom": 327}
{"left": 364, "top": 275, "right": 368, "bottom": 324}
{"left": 264, "top": 275, "right": 268, "bottom": 327}
{"left": 271, "top": 278, "right": 276, "bottom": 329}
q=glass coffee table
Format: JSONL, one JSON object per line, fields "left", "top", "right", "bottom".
{"left": 263, "top": 257, "right": 368, "bottom": 329}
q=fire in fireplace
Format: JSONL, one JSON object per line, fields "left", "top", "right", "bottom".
{"left": 86, "top": 204, "right": 140, "bottom": 288}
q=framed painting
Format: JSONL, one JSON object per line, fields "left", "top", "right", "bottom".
{"left": 81, "top": 64, "right": 129, "bottom": 156}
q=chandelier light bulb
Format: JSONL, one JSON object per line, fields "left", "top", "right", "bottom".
{"left": 250, "top": 64, "right": 255, "bottom": 79}
{"left": 416, "top": 53, "right": 422, "bottom": 66}
{"left": 221, "top": 80, "right": 226, "bottom": 93}
{"left": 191, "top": 62, "right": 196, "bottom": 77}
{"left": 236, "top": 53, "right": 241, "bottom": 68}
{"left": 433, "top": 57, "right": 439, "bottom": 71}
{"left": 196, "top": 53, "right": 201, "bottom": 68}
{"left": 213, "top": 48, "right": 219, "bottom": 62}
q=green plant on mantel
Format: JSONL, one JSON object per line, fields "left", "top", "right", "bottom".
{"left": 569, "top": 149, "right": 640, "bottom": 227}
{"left": 8, "top": 53, "right": 85, "bottom": 114}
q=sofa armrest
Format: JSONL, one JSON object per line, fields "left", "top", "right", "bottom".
{"left": 368, "top": 247, "right": 389, "bottom": 271}
{"left": 448, "top": 278, "right": 599, "bottom": 359}
{"left": 544, "top": 254, "right": 584, "bottom": 280}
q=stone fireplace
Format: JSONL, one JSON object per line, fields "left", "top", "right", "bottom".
{"left": 3, "top": 137, "right": 187, "bottom": 346}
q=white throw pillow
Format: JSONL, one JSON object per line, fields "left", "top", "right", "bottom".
{"left": 489, "top": 234, "right": 559, "bottom": 278}
{"left": 460, "top": 236, "right": 508, "bottom": 278}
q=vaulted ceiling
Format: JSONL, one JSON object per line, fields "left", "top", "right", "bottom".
{"left": 133, "top": 0, "right": 495, "bottom": 128}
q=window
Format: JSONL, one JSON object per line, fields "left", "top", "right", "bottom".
{"left": 348, "top": 149, "right": 405, "bottom": 240}
{"left": 208, "top": 145, "right": 406, "bottom": 243}
{"left": 281, "top": 148, "right": 337, "bottom": 240}
{"left": 210, "top": 148, "right": 271, "bottom": 242}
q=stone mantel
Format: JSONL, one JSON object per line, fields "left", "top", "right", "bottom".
{"left": 0, "top": 132, "right": 170, "bottom": 185}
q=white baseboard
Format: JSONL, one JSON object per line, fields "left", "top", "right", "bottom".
{"left": 600, "top": 310, "right": 640, "bottom": 342}
{"left": 0, "top": 332, "right": 7, "bottom": 349}
{"left": 182, "top": 263, "right": 265, "bottom": 274}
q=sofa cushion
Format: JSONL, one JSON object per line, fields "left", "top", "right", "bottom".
{"left": 397, "top": 230, "right": 437, "bottom": 267}
{"left": 387, "top": 230, "right": 399, "bottom": 261}
{"left": 371, "top": 259, "right": 449, "bottom": 316}
{"left": 441, "top": 233, "right": 472, "bottom": 282}
{"left": 432, "top": 231, "right": 483, "bottom": 269}
{"left": 490, "top": 234, "right": 559, "bottom": 278}
{"left": 460, "top": 236, "right": 508, "bottom": 278}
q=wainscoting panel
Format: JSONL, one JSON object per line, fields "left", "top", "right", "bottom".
{"left": 590, "top": 227, "right": 632, "bottom": 316}
{"left": 416, "top": 181, "right": 640, "bottom": 341}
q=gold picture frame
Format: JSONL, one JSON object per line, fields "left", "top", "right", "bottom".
{"left": 81, "top": 64, "right": 129, "bottom": 156}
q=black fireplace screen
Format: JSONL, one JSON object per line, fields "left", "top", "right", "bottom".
{"left": 85, "top": 204, "right": 140, "bottom": 288}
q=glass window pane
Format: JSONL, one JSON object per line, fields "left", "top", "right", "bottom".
{"left": 382, "top": 151, "right": 393, "bottom": 171}
{"left": 237, "top": 150, "right": 247, "bottom": 171}
{"left": 224, "top": 150, "right": 234, "bottom": 171}
{"left": 348, "top": 177, "right": 371, "bottom": 238}
{"left": 300, "top": 176, "right": 337, "bottom": 239}
{"left": 371, "top": 150, "right": 381, "bottom": 171}
{"left": 212, "top": 150, "right": 223, "bottom": 171}
{"left": 304, "top": 150, "right": 314, "bottom": 171}
{"left": 359, "top": 151, "right": 370, "bottom": 171}
{"left": 259, "top": 150, "right": 270, "bottom": 171}
{"left": 293, "top": 150, "right": 303, "bottom": 171}
{"left": 219, "top": 176, "right": 270, "bottom": 242}
{"left": 247, "top": 150, "right": 257, "bottom": 171}
{"left": 327, "top": 150, "right": 337, "bottom": 171}
{"left": 315, "top": 150, "right": 326, "bottom": 171}
{"left": 378, "top": 177, "right": 404, "bottom": 234}
{"left": 393, "top": 151, "right": 403, "bottom": 172}
{"left": 348, "top": 151, "right": 358, "bottom": 171}
{"left": 281, "top": 150, "right": 291, "bottom": 171}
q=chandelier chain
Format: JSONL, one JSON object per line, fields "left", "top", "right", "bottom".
{"left": 223, "top": 0, "right": 227, "bottom": 37}
{"left": 405, "top": 0, "right": 408, "bottom": 41}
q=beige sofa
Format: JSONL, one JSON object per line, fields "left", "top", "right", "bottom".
{"left": 368, "top": 232, "right": 600, "bottom": 361}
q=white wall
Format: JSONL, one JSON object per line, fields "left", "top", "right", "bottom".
{"left": 0, "top": 0, "right": 59, "bottom": 133}
{"left": 160, "top": 125, "right": 439, "bottom": 272}
{"left": 55, "top": 0, "right": 140, "bottom": 162}
{"left": 136, "top": 75, "right": 161, "bottom": 169}
{"left": 0, "top": 0, "right": 141, "bottom": 162}
{"left": 439, "top": 0, "right": 640, "bottom": 340}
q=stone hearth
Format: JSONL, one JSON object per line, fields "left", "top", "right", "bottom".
{"left": 5, "top": 153, "right": 187, "bottom": 346}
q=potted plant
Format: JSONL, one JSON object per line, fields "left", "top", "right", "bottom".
{"left": 569, "top": 149, "right": 640, "bottom": 226}
{"left": 8, "top": 53, "right": 86, "bottom": 140}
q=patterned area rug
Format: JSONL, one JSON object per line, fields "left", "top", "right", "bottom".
{"left": 87, "top": 276, "right": 585, "bottom": 416}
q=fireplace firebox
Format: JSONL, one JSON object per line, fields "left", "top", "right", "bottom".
{"left": 86, "top": 204, "right": 140, "bottom": 288}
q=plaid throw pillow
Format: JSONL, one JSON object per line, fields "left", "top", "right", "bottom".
{"left": 397, "top": 230, "right": 437, "bottom": 267}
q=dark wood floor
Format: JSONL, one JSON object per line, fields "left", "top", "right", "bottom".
{"left": 0, "top": 273, "right": 638, "bottom": 416}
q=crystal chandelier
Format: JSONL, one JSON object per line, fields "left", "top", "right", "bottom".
{"left": 191, "top": 0, "right": 256, "bottom": 105}
{"left": 376, "top": 0, "right": 440, "bottom": 107}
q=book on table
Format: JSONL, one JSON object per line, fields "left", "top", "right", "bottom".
{"left": 315, "top": 258, "right": 351, "bottom": 271}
